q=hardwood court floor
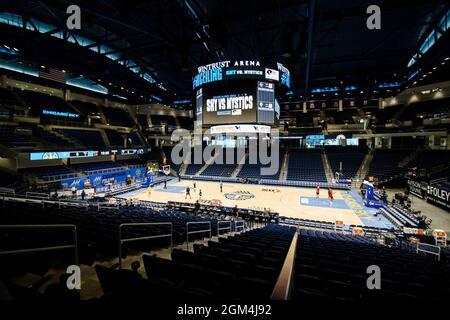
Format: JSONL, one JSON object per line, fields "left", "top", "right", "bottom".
{"left": 129, "top": 180, "right": 363, "bottom": 225}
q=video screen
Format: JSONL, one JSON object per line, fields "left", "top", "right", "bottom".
{"left": 202, "top": 80, "right": 257, "bottom": 125}
{"left": 257, "top": 81, "right": 275, "bottom": 124}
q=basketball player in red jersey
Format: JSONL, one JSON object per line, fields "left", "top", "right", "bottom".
{"left": 328, "top": 188, "right": 334, "bottom": 206}
{"left": 316, "top": 185, "right": 320, "bottom": 198}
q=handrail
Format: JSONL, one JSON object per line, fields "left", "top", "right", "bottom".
{"left": 417, "top": 242, "right": 441, "bottom": 261}
{"left": 217, "top": 220, "right": 232, "bottom": 236}
{"left": 26, "top": 192, "right": 49, "bottom": 199}
{"left": 1, "top": 194, "right": 114, "bottom": 211}
{"left": 57, "top": 199, "right": 89, "bottom": 209}
{"left": 97, "top": 202, "right": 119, "bottom": 211}
{"left": 42, "top": 172, "right": 77, "bottom": 181}
{"left": 118, "top": 222, "right": 173, "bottom": 268}
{"left": 234, "top": 220, "right": 245, "bottom": 233}
{"left": 271, "top": 231, "right": 298, "bottom": 300}
{"left": 186, "top": 221, "right": 212, "bottom": 250}
{"left": 0, "top": 224, "right": 78, "bottom": 265}
{"left": 0, "top": 187, "right": 15, "bottom": 196}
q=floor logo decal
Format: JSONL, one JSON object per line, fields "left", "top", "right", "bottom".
{"left": 224, "top": 190, "right": 255, "bottom": 201}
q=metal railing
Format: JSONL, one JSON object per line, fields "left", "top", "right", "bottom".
{"left": 0, "top": 187, "right": 15, "bottom": 196}
{"left": 97, "top": 202, "right": 120, "bottom": 211}
{"left": 42, "top": 172, "right": 77, "bottom": 182}
{"left": 118, "top": 222, "right": 173, "bottom": 269}
{"left": 26, "top": 192, "right": 49, "bottom": 200}
{"left": 57, "top": 199, "right": 89, "bottom": 209}
{"left": 0, "top": 224, "right": 78, "bottom": 265}
{"left": 186, "top": 221, "right": 212, "bottom": 250}
{"left": 83, "top": 166, "right": 127, "bottom": 175}
{"left": 234, "top": 221, "right": 245, "bottom": 233}
{"left": 0, "top": 194, "right": 121, "bottom": 212}
{"left": 417, "top": 243, "right": 441, "bottom": 261}
{"left": 94, "top": 180, "right": 143, "bottom": 196}
{"left": 217, "top": 221, "right": 232, "bottom": 236}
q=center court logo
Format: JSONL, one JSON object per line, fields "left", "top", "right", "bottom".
{"left": 224, "top": 191, "right": 255, "bottom": 201}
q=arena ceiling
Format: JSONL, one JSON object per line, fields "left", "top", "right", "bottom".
{"left": 0, "top": 0, "right": 449, "bottom": 104}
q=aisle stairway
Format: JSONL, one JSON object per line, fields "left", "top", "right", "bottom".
{"left": 353, "top": 149, "right": 373, "bottom": 187}
{"left": 279, "top": 152, "right": 289, "bottom": 181}
{"left": 321, "top": 151, "right": 334, "bottom": 183}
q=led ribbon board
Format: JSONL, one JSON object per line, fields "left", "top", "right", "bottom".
{"left": 29, "top": 148, "right": 147, "bottom": 160}
{"left": 193, "top": 60, "right": 290, "bottom": 89}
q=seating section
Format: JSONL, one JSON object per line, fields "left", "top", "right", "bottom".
{"left": 408, "top": 150, "right": 450, "bottom": 172}
{"left": 367, "top": 149, "right": 410, "bottom": 181}
{"left": 366, "top": 106, "right": 400, "bottom": 125}
{"left": 287, "top": 150, "right": 327, "bottom": 182}
{"left": 127, "top": 132, "right": 143, "bottom": 147}
{"left": 200, "top": 150, "right": 246, "bottom": 178}
{"left": 137, "top": 225, "right": 295, "bottom": 300}
{"left": 102, "top": 107, "right": 133, "bottom": 127}
{"left": 137, "top": 114, "right": 149, "bottom": 129}
{"left": 184, "top": 164, "right": 203, "bottom": 176}
{"left": 327, "top": 148, "right": 366, "bottom": 179}
{"left": 0, "top": 125, "right": 37, "bottom": 149}
{"left": 325, "top": 109, "right": 358, "bottom": 124}
{"left": 72, "top": 161, "right": 123, "bottom": 173}
{"left": 0, "top": 87, "right": 22, "bottom": 108}
{"left": 399, "top": 98, "right": 450, "bottom": 123}
{"left": 183, "top": 149, "right": 204, "bottom": 175}
{"left": 55, "top": 129, "right": 106, "bottom": 148}
{"left": 238, "top": 152, "right": 284, "bottom": 180}
{"left": 118, "top": 158, "right": 145, "bottom": 166}
{"left": 101, "top": 129, "right": 142, "bottom": 147}
{"left": 177, "top": 116, "right": 194, "bottom": 130}
{"left": 105, "top": 129, "right": 124, "bottom": 147}
{"left": 295, "top": 112, "right": 316, "bottom": 127}
{"left": 19, "top": 160, "right": 145, "bottom": 181}
{"left": 201, "top": 164, "right": 236, "bottom": 177}
{"left": 372, "top": 126, "right": 417, "bottom": 134}
{"left": 0, "top": 201, "right": 217, "bottom": 261}
{"left": 20, "top": 165, "right": 75, "bottom": 180}
{"left": 69, "top": 100, "right": 101, "bottom": 116}
{"left": 19, "top": 90, "right": 77, "bottom": 117}
{"left": 150, "top": 114, "right": 176, "bottom": 128}
{"left": 292, "top": 229, "right": 450, "bottom": 301}
{"left": 0, "top": 171, "right": 26, "bottom": 193}
{"left": 32, "top": 126, "right": 77, "bottom": 147}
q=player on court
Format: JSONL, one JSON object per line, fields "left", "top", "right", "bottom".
{"left": 147, "top": 185, "right": 152, "bottom": 197}
{"left": 185, "top": 186, "right": 191, "bottom": 199}
{"left": 328, "top": 188, "right": 334, "bottom": 206}
{"left": 316, "top": 185, "right": 320, "bottom": 198}
{"left": 198, "top": 189, "right": 202, "bottom": 201}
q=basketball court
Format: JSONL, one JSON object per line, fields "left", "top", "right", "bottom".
{"left": 124, "top": 179, "right": 390, "bottom": 226}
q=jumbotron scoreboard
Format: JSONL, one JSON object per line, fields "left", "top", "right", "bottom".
{"left": 194, "top": 60, "right": 290, "bottom": 127}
